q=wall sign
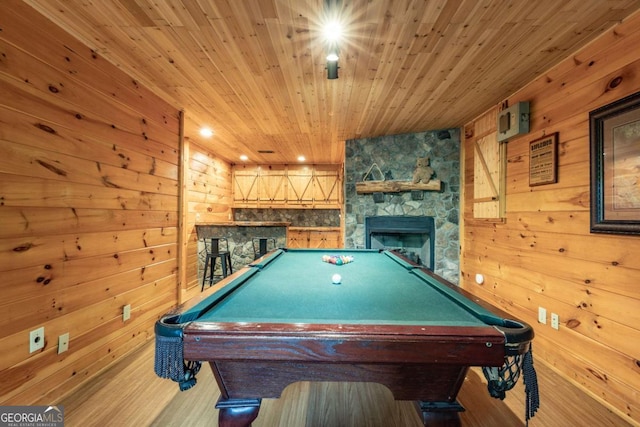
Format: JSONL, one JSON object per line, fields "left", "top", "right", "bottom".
{"left": 529, "top": 132, "right": 558, "bottom": 186}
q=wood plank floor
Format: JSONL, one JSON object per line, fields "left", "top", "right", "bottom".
{"left": 58, "top": 340, "right": 630, "bottom": 427}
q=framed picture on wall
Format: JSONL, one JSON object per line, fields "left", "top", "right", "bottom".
{"left": 590, "top": 90, "right": 640, "bottom": 235}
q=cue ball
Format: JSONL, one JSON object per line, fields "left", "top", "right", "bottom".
{"left": 332, "top": 273, "right": 342, "bottom": 284}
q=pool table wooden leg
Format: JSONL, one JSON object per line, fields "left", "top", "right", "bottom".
{"left": 216, "top": 398, "right": 261, "bottom": 427}
{"left": 414, "top": 400, "right": 463, "bottom": 427}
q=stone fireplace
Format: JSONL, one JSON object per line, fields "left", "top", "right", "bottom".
{"left": 365, "top": 216, "right": 435, "bottom": 270}
{"left": 344, "top": 128, "right": 460, "bottom": 283}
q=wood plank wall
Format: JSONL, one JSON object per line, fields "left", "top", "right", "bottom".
{"left": 461, "top": 11, "right": 640, "bottom": 426}
{"left": 0, "top": 1, "right": 231, "bottom": 405}
{"left": 183, "top": 140, "right": 233, "bottom": 302}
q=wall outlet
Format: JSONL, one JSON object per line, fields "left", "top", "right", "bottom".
{"left": 29, "top": 327, "right": 45, "bottom": 353}
{"left": 123, "top": 304, "right": 131, "bottom": 321}
{"left": 551, "top": 313, "right": 559, "bottom": 330}
{"left": 58, "top": 333, "right": 69, "bottom": 354}
{"left": 538, "top": 307, "right": 547, "bottom": 324}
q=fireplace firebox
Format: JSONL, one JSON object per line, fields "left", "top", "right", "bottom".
{"left": 365, "top": 216, "right": 435, "bottom": 271}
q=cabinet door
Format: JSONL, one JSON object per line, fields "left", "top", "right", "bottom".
{"left": 287, "top": 230, "right": 308, "bottom": 248}
{"left": 307, "top": 230, "right": 341, "bottom": 248}
{"left": 321, "top": 230, "right": 342, "bottom": 248}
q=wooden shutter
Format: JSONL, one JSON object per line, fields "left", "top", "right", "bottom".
{"left": 473, "top": 131, "right": 506, "bottom": 219}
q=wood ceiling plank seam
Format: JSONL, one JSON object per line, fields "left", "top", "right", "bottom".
{"left": 292, "top": 0, "right": 335, "bottom": 140}
{"left": 400, "top": 26, "right": 500, "bottom": 130}
{"left": 156, "top": 0, "right": 204, "bottom": 28}
{"left": 123, "top": 0, "right": 167, "bottom": 25}
{"left": 224, "top": 1, "right": 271, "bottom": 79}
{"left": 387, "top": 4, "right": 489, "bottom": 128}
{"left": 176, "top": 0, "right": 211, "bottom": 27}
{"left": 191, "top": 20, "right": 265, "bottom": 123}
{"left": 363, "top": 8, "right": 432, "bottom": 132}
{"left": 264, "top": 19, "right": 316, "bottom": 137}
{"left": 195, "top": 26, "right": 264, "bottom": 125}
{"left": 261, "top": 33, "right": 308, "bottom": 146}
{"left": 293, "top": 26, "right": 324, "bottom": 138}
{"left": 416, "top": 0, "right": 463, "bottom": 54}
{"left": 346, "top": 22, "right": 391, "bottom": 136}
{"left": 352, "top": 22, "right": 410, "bottom": 135}
{"left": 372, "top": 24, "right": 466, "bottom": 134}
{"left": 116, "top": 0, "right": 157, "bottom": 27}
{"left": 390, "top": 27, "right": 475, "bottom": 132}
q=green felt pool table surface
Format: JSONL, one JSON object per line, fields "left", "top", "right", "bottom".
{"left": 194, "top": 248, "right": 499, "bottom": 326}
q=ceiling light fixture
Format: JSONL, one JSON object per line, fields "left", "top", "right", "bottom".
{"left": 323, "top": 0, "right": 343, "bottom": 80}
{"left": 199, "top": 127, "right": 213, "bottom": 138}
{"left": 297, "top": 155, "right": 306, "bottom": 162}
{"left": 326, "top": 46, "right": 339, "bottom": 79}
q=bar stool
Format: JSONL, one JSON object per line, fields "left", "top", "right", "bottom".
{"left": 201, "top": 238, "right": 233, "bottom": 291}
{"left": 252, "top": 237, "right": 276, "bottom": 260}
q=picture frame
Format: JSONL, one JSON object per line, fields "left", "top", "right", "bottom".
{"left": 529, "top": 132, "right": 558, "bottom": 186}
{"left": 590, "top": 90, "right": 640, "bottom": 235}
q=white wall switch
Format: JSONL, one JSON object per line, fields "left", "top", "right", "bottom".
{"left": 58, "top": 333, "right": 70, "bottom": 354}
{"left": 29, "top": 327, "right": 45, "bottom": 353}
{"left": 551, "top": 313, "right": 559, "bottom": 330}
{"left": 538, "top": 307, "right": 547, "bottom": 324}
{"left": 123, "top": 304, "right": 131, "bottom": 321}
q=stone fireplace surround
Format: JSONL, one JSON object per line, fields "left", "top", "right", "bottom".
{"left": 344, "top": 128, "right": 460, "bottom": 284}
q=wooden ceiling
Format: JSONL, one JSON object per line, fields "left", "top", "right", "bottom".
{"left": 23, "top": 0, "right": 640, "bottom": 165}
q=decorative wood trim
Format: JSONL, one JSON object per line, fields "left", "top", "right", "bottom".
{"left": 177, "top": 110, "right": 189, "bottom": 305}
{"left": 232, "top": 164, "right": 342, "bottom": 207}
{"left": 355, "top": 180, "right": 441, "bottom": 194}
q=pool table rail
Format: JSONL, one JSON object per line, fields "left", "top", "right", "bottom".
{"left": 183, "top": 321, "right": 507, "bottom": 366}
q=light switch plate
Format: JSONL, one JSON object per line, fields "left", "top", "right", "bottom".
{"left": 538, "top": 307, "right": 547, "bottom": 324}
{"left": 551, "top": 313, "right": 559, "bottom": 330}
{"left": 58, "top": 333, "right": 69, "bottom": 354}
{"left": 123, "top": 304, "right": 131, "bottom": 321}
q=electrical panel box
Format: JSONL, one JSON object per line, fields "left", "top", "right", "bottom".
{"left": 497, "top": 101, "right": 530, "bottom": 142}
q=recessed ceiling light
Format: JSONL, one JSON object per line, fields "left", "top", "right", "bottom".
{"left": 199, "top": 127, "right": 213, "bottom": 138}
{"left": 297, "top": 155, "right": 306, "bottom": 162}
{"left": 239, "top": 154, "right": 248, "bottom": 161}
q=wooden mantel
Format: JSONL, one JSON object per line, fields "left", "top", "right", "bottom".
{"left": 355, "top": 179, "right": 442, "bottom": 194}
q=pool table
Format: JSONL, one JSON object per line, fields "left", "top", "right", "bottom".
{"left": 155, "top": 248, "right": 534, "bottom": 427}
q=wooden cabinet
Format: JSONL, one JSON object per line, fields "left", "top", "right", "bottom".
{"left": 287, "top": 227, "right": 342, "bottom": 248}
{"left": 232, "top": 164, "right": 342, "bottom": 209}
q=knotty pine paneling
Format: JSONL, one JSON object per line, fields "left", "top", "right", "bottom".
{"left": 23, "top": 0, "right": 640, "bottom": 165}
{"left": 461, "top": 11, "right": 640, "bottom": 426}
{"left": 0, "top": 1, "right": 186, "bottom": 406}
{"left": 183, "top": 140, "right": 232, "bottom": 301}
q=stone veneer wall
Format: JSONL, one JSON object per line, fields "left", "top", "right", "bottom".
{"left": 344, "top": 129, "right": 460, "bottom": 283}
{"left": 234, "top": 208, "right": 340, "bottom": 227}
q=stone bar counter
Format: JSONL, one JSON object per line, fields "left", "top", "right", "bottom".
{"left": 195, "top": 222, "right": 290, "bottom": 281}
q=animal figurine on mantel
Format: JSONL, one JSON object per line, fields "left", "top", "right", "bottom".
{"left": 412, "top": 156, "right": 435, "bottom": 184}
